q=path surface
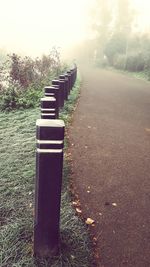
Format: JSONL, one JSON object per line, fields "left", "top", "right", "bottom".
{"left": 69, "top": 67, "right": 150, "bottom": 267}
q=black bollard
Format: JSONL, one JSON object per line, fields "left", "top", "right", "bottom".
{"left": 41, "top": 97, "right": 57, "bottom": 119}
{"left": 44, "top": 86, "right": 60, "bottom": 118}
{"left": 34, "top": 119, "right": 65, "bottom": 258}
{"left": 52, "top": 80, "right": 65, "bottom": 108}
{"left": 65, "top": 74, "right": 70, "bottom": 94}
{"left": 64, "top": 75, "right": 69, "bottom": 98}
{"left": 59, "top": 75, "right": 68, "bottom": 100}
{"left": 66, "top": 71, "right": 72, "bottom": 92}
{"left": 71, "top": 67, "right": 76, "bottom": 86}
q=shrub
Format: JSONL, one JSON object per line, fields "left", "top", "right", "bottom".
{"left": 0, "top": 48, "right": 65, "bottom": 111}
{"left": 125, "top": 52, "right": 145, "bottom": 72}
{"left": 113, "top": 54, "right": 126, "bottom": 70}
{"left": 113, "top": 52, "right": 147, "bottom": 72}
{"left": 105, "top": 33, "right": 127, "bottom": 65}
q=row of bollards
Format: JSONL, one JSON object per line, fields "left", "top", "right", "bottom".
{"left": 34, "top": 65, "right": 77, "bottom": 258}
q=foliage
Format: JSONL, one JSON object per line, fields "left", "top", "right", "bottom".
{"left": 0, "top": 48, "right": 64, "bottom": 111}
{"left": 113, "top": 54, "right": 126, "bottom": 70}
{"left": 104, "top": 33, "right": 127, "bottom": 65}
{"left": 91, "top": 0, "right": 134, "bottom": 64}
{"left": 110, "top": 34, "right": 150, "bottom": 75}
{"left": 90, "top": 0, "right": 150, "bottom": 78}
{"left": 125, "top": 52, "right": 145, "bottom": 72}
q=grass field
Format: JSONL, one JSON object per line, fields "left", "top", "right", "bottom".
{"left": 0, "top": 80, "right": 93, "bottom": 267}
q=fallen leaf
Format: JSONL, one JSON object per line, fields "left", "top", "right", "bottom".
{"left": 76, "top": 208, "right": 82, "bottom": 213}
{"left": 71, "top": 255, "right": 75, "bottom": 259}
{"left": 72, "top": 200, "right": 80, "bottom": 207}
{"left": 112, "top": 202, "right": 117, "bottom": 207}
{"left": 85, "top": 218, "right": 95, "bottom": 225}
{"left": 145, "top": 128, "right": 150, "bottom": 132}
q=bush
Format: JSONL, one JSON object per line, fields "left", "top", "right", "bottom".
{"left": 0, "top": 48, "right": 65, "bottom": 111}
{"left": 144, "top": 52, "right": 150, "bottom": 70}
{"left": 113, "top": 52, "right": 147, "bottom": 72}
{"left": 104, "top": 33, "right": 127, "bottom": 65}
{"left": 125, "top": 52, "right": 145, "bottom": 72}
{"left": 113, "top": 54, "right": 126, "bottom": 70}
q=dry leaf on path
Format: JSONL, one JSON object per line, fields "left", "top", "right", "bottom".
{"left": 72, "top": 200, "right": 80, "bottom": 207}
{"left": 86, "top": 217, "right": 95, "bottom": 225}
{"left": 76, "top": 208, "right": 82, "bottom": 213}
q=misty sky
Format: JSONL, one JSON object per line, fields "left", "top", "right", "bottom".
{"left": 0, "top": 0, "right": 150, "bottom": 57}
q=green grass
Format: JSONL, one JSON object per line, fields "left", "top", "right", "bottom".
{"left": 127, "top": 70, "right": 150, "bottom": 81}
{"left": 108, "top": 67, "right": 150, "bottom": 82}
{"left": 0, "top": 79, "right": 94, "bottom": 267}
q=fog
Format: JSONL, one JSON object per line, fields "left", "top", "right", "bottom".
{"left": 0, "top": 0, "right": 150, "bottom": 59}
{"left": 0, "top": 0, "right": 92, "bottom": 57}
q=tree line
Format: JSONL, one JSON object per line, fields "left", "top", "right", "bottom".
{"left": 79, "top": 0, "right": 150, "bottom": 77}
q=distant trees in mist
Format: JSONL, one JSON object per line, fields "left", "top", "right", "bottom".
{"left": 77, "top": 0, "right": 150, "bottom": 76}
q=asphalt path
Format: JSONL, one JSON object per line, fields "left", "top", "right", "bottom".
{"left": 69, "top": 67, "right": 150, "bottom": 267}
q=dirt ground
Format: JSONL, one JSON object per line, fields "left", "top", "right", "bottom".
{"left": 69, "top": 67, "right": 150, "bottom": 267}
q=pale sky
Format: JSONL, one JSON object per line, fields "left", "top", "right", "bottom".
{"left": 0, "top": 0, "right": 149, "bottom": 57}
{"left": 0, "top": 0, "right": 92, "bottom": 56}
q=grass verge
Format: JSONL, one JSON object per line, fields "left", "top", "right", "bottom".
{"left": 0, "top": 77, "right": 94, "bottom": 267}
{"left": 107, "top": 67, "right": 150, "bottom": 82}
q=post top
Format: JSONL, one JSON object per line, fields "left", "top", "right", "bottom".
{"left": 36, "top": 119, "right": 65, "bottom": 128}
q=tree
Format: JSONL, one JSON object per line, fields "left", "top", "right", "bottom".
{"left": 91, "top": 0, "right": 113, "bottom": 63}
{"left": 90, "top": 0, "right": 135, "bottom": 65}
{"left": 104, "top": 33, "right": 127, "bottom": 65}
{"left": 115, "top": 0, "right": 133, "bottom": 35}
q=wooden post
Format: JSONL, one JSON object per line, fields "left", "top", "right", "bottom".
{"left": 41, "top": 97, "right": 56, "bottom": 119}
{"left": 59, "top": 74, "right": 68, "bottom": 100}
{"left": 44, "top": 86, "right": 59, "bottom": 118}
{"left": 66, "top": 73, "right": 71, "bottom": 94}
{"left": 34, "top": 119, "right": 65, "bottom": 258}
{"left": 52, "top": 80, "right": 64, "bottom": 108}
